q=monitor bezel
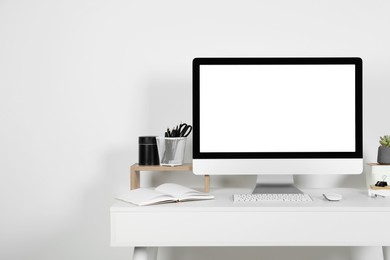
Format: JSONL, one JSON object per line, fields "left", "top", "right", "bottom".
{"left": 193, "top": 57, "right": 363, "bottom": 159}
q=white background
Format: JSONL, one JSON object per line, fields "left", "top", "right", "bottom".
{"left": 0, "top": 1, "right": 389, "bottom": 260}
{"left": 200, "top": 65, "right": 356, "bottom": 152}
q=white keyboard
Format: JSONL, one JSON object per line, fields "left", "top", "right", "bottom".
{"left": 233, "top": 193, "right": 313, "bottom": 202}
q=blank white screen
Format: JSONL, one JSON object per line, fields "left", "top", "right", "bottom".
{"left": 199, "top": 65, "right": 356, "bottom": 152}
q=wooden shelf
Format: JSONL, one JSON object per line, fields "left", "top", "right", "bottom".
{"left": 130, "top": 163, "right": 210, "bottom": 192}
{"left": 370, "top": 185, "right": 390, "bottom": 190}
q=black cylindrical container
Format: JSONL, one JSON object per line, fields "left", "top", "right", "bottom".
{"left": 138, "top": 136, "right": 160, "bottom": 165}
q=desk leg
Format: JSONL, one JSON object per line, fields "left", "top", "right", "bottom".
{"left": 383, "top": 246, "right": 390, "bottom": 260}
{"left": 133, "top": 247, "right": 158, "bottom": 260}
{"left": 352, "top": 246, "right": 384, "bottom": 260}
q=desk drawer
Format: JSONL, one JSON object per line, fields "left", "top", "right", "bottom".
{"left": 111, "top": 210, "right": 390, "bottom": 247}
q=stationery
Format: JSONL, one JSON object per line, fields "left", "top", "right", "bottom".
{"left": 117, "top": 183, "right": 214, "bottom": 206}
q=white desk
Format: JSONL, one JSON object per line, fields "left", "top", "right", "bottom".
{"left": 111, "top": 188, "right": 390, "bottom": 260}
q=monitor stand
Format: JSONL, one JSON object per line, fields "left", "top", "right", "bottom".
{"left": 253, "top": 175, "right": 303, "bottom": 194}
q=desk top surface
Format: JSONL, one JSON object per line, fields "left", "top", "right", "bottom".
{"left": 111, "top": 188, "right": 390, "bottom": 212}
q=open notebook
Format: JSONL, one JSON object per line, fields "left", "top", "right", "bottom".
{"left": 117, "top": 183, "right": 214, "bottom": 206}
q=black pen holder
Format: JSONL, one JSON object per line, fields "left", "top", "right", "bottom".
{"left": 138, "top": 136, "right": 160, "bottom": 166}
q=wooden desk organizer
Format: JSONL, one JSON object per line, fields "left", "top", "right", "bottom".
{"left": 130, "top": 163, "right": 210, "bottom": 192}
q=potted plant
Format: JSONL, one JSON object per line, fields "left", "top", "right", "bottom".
{"left": 378, "top": 134, "right": 390, "bottom": 164}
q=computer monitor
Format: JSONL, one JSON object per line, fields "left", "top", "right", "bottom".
{"left": 192, "top": 57, "right": 363, "bottom": 193}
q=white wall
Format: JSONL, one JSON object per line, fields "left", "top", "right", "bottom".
{"left": 0, "top": 1, "right": 389, "bottom": 259}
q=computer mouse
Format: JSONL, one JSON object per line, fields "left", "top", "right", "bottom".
{"left": 323, "top": 193, "right": 342, "bottom": 201}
